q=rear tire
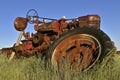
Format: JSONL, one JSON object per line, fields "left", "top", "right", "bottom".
{"left": 47, "top": 27, "right": 113, "bottom": 71}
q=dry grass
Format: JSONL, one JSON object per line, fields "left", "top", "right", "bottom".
{"left": 0, "top": 48, "right": 120, "bottom": 80}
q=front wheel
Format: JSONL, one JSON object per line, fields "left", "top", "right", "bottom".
{"left": 47, "top": 27, "right": 113, "bottom": 71}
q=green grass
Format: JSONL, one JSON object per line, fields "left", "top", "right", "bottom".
{"left": 0, "top": 48, "right": 120, "bottom": 80}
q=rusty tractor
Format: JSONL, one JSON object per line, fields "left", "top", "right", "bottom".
{"left": 1, "top": 9, "right": 114, "bottom": 71}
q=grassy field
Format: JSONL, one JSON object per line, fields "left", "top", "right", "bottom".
{"left": 0, "top": 48, "right": 120, "bottom": 80}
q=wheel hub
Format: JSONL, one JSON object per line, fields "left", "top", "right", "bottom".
{"left": 51, "top": 34, "right": 101, "bottom": 71}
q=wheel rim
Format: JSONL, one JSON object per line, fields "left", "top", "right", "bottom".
{"left": 51, "top": 34, "right": 101, "bottom": 71}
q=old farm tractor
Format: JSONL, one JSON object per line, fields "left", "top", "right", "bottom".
{"left": 1, "top": 9, "right": 114, "bottom": 71}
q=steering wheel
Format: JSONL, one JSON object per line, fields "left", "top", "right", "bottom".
{"left": 26, "top": 9, "right": 38, "bottom": 24}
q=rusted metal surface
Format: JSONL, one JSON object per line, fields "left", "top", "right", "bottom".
{"left": 11, "top": 34, "right": 51, "bottom": 57}
{"left": 51, "top": 34, "right": 98, "bottom": 70}
{"left": 2, "top": 10, "right": 101, "bottom": 58}
{"left": 1, "top": 9, "right": 106, "bottom": 71}
{"left": 1, "top": 48, "right": 13, "bottom": 57}
{"left": 78, "top": 15, "right": 100, "bottom": 29}
{"left": 14, "top": 17, "right": 28, "bottom": 31}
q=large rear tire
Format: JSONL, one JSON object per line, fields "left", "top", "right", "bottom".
{"left": 47, "top": 27, "right": 113, "bottom": 71}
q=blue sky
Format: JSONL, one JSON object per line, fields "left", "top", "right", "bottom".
{"left": 0, "top": 0, "right": 120, "bottom": 50}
